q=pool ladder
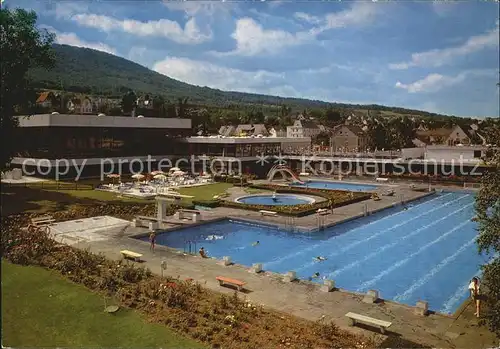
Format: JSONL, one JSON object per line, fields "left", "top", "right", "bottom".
{"left": 184, "top": 240, "right": 198, "bottom": 255}
{"left": 284, "top": 216, "right": 296, "bottom": 232}
{"left": 317, "top": 214, "right": 326, "bottom": 231}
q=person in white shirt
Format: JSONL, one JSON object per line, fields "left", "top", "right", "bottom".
{"left": 468, "top": 277, "right": 481, "bottom": 317}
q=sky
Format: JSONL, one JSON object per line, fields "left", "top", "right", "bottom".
{"left": 11, "top": 0, "right": 500, "bottom": 117}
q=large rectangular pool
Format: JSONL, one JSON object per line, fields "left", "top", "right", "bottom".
{"left": 143, "top": 191, "right": 493, "bottom": 314}
{"left": 292, "top": 180, "right": 378, "bottom": 191}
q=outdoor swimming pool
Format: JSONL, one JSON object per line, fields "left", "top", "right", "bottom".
{"left": 146, "top": 191, "right": 493, "bottom": 314}
{"left": 292, "top": 180, "right": 378, "bottom": 192}
{"left": 235, "top": 194, "right": 315, "bottom": 206}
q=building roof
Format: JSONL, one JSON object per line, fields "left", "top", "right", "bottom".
{"left": 16, "top": 114, "right": 191, "bottom": 129}
{"left": 332, "top": 124, "right": 365, "bottom": 136}
{"left": 296, "top": 120, "right": 320, "bottom": 129}
{"left": 416, "top": 127, "right": 455, "bottom": 138}
{"left": 415, "top": 126, "right": 471, "bottom": 145}
{"left": 234, "top": 124, "right": 268, "bottom": 136}
{"left": 218, "top": 125, "right": 236, "bottom": 137}
{"left": 36, "top": 91, "right": 53, "bottom": 103}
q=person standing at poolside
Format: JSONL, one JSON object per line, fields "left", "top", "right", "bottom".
{"left": 149, "top": 231, "right": 156, "bottom": 252}
{"left": 468, "top": 277, "right": 481, "bottom": 317}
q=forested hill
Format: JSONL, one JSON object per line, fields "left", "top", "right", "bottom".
{"left": 29, "top": 44, "right": 447, "bottom": 117}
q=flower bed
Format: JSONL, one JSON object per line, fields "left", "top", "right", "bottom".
{"left": 1, "top": 216, "right": 372, "bottom": 349}
{"left": 221, "top": 184, "right": 370, "bottom": 217}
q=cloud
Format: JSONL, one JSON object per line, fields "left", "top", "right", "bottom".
{"left": 395, "top": 69, "right": 494, "bottom": 93}
{"left": 128, "top": 46, "right": 147, "bottom": 62}
{"left": 153, "top": 56, "right": 288, "bottom": 92}
{"left": 41, "top": 26, "right": 116, "bottom": 54}
{"left": 431, "top": 1, "right": 459, "bottom": 17}
{"left": 163, "top": 1, "right": 234, "bottom": 17}
{"left": 70, "top": 13, "right": 212, "bottom": 44}
{"left": 215, "top": 2, "right": 380, "bottom": 56}
{"left": 389, "top": 24, "right": 499, "bottom": 70}
{"left": 294, "top": 12, "right": 322, "bottom": 25}
{"left": 213, "top": 17, "right": 313, "bottom": 56}
{"left": 321, "top": 1, "right": 380, "bottom": 31}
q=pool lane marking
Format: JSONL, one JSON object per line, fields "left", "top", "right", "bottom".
{"left": 292, "top": 194, "right": 469, "bottom": 273}
{"left": 393, "top": 236, "right": 477, "bottom": 303}
{"left": 439, "top": 252, "right": 498, "bottom": 314}
{"left": 263, "top": 192, "right": 455, "bottom": 269}
{"left": 326, "top": 202, "right": 474, "bottom": 280}
{"left": 355, "top": 219, "right": 473, "bottom": 292}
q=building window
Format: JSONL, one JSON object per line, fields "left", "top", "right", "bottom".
{"left": 473, "top": 150, "right": 482, "bottom": 158}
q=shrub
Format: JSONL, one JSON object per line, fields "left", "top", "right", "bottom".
{"left": 192, "top": 199, "right": 220, "bottom": 208}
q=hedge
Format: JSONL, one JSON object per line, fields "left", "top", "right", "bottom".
{"left": 192, "top": 199, "right": 220, "bottom": 208}
{"left": 220, "top": 184, "right": 370, "bottom": 217}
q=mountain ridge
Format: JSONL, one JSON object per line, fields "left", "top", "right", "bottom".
{"left": 29, "top": 44, "right": 452, "bottom": 118}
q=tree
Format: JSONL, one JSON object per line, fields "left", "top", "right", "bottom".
{"left": 324, "top": 108, "right": 342, "bottom": 126}
{"left": 120, "top": 90, "right": 137, "bottom": 115}
{"left": 177, "top": 97, "right": 189, "bottom": 118}
{"left": 0, "top": 8, "right": 55, "bottom": 168}
{"left": 475, "top": 131, "right": 500, "bottom": 337}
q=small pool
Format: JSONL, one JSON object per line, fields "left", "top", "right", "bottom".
{"left": 292, "top": 180, "right": 377, "bottom": 192}
{"left": 235, "top": 194, "right": 315, "bottom": 206}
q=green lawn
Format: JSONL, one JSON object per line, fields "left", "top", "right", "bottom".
{"left": 1, "top": 182, "right": 234, "bottom": 216}
{"left": 1, "top": 261, "right": 204, "bottom": 348}
{"left": 177, "top": 182, "right": 233, "bottom": 201}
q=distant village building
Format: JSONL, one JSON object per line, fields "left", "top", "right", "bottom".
{"left": 219, "top": 124, "right": 269, "bottom": 137}
{"left": 414, "top": 125, "right": 471, "bottom": 146}
{"left": 287, "top": 119, "right": 324, "bottom": 138}
{"left": 330, "top": 124, "right": 369, "bottom": 152}
{"left": 136, "top": 95, "right": 154, "bottom": 109}
{"left": 66, "top": 96, "right": 94, "bottom": 114}
{"left": 36, "top": 91, "right": 58, "bottom": 109}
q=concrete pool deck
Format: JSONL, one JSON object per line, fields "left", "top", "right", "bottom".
{"left": 50, "top": 183, "right": 496, "bottom": 348}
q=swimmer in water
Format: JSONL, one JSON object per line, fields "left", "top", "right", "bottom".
{"left": 272, "top": 192, "right": 278, "bottom": 202}
{"left": 315, "top": 256, "right": 327, "bottom": 261}
{"left": 252, "top": 241, "right": 260, "bottom": 246}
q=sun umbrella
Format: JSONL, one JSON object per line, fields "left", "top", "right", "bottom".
{"left": 169, "top": 167, "right": 181, "bottom": 172}
{"left": 131, "top": 173, "right": 145, "bottom": 181}
{"left": 107, "top": 173, "right": 120, "bottom": 184}
{"left": 154, "top": 174, "right": 167, "bottom": 181}
{"left": 151, "top": 170, "right": 165, "bottom": 176}
{"left": 172, "top": 170, "right": 185, "bottom": 176}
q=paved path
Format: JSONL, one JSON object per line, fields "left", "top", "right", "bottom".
{"left": 78, "top": 235, "right": 459, "bottom": 347}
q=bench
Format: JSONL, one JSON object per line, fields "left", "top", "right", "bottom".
{"left": 31, "top": 215, "right": 55, "bottom": 227}
{"left": 120, "top": 250, "right": 143, "bottom": 262}
{"left": 177, "top": 209, "right": 202, "bottom": 221}
{"left": 345, "top": 312, "right": 392, "bottom": 334}
{"left": 216, "top": 276, "right": 246, "bottom": 291}
{"left": 375, "top": 177, "right": 389, "bottom": 182}
{"left": 259, "top": 210, "right": 278, "bottom": 217}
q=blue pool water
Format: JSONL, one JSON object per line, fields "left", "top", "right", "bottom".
{"left": 145, "top": 191, "right": 493, "bottom": 314}
{"left": 292, "top": 180, "right": 377, "bottom": 192}
{"left": 235, "top": 194, "right": 314, "bottom": 206}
